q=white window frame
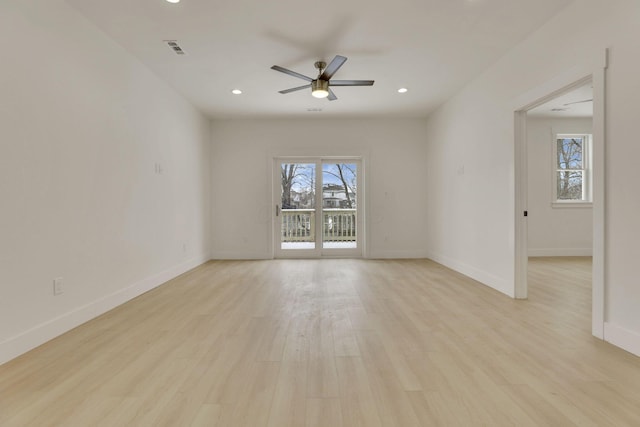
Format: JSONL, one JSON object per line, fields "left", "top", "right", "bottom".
{"left": 552, "top": 133, "right": 592, "bottom": 208}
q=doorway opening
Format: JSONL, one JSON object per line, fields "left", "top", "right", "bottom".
{"left": 525, "top": 83, "right": 594, "bottom": 332}
{"left": 514, "top": 63, "right": 606, "bottom": 339}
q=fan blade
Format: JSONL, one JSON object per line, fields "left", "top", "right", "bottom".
{"left": 320, "top": 55, "right": 347, "bottom": 80}
{"left": 327, "top": 88, "right": 337, "bottom": 101}
{"left": 330, "top": 80, "right": 375, "bottom": 86}
{"left": 278, "top": 84, "right": 311, "bottom": 94}
{"left": 271, "top": 65, "right": 313, "bottom": 82}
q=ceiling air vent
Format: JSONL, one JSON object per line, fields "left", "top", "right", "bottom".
{"left": 164, "top": 40, "right": 186, "bottom": 55}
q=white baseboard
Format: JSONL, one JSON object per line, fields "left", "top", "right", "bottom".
{"left": 0, "top": 254, "right": 210, "bottom": 366}
{"left": 528, "top": 248, "right": 593, "bottom": 257}
{"left": 211, "top": 250, "right": 430, "bottom": 260}
{"left": 367, "top": 249, "right": 429, "bottom": 259}
{"left": 426, "top": 252, "right": 514, "bottom": 297}
{"left": 210, "top": 251, "right": 271, "bottom": 260}
{"left": 604, "top": 322, "right": 640, "bottom": 357}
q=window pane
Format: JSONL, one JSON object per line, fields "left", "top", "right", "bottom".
{"left": 322, "top": 163, "right": 357, "bottom": 249}
{"left": 557, "top": 170, "right": 583, "bottom": 200}
{"left": 280, "top": 163, "right": 315, "bottom": 249}
{"left": 281, "top": 163, "right": 315, "bottom": 209}
{"left": 557, "top": 137, "right": 583, "bottom": 170}
{"left": 322, "top": 163, "right": 356, "bottom": 209}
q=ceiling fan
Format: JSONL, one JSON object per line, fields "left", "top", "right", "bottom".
{"left": 271, "top": 55, "right": 374, "bottom": 101}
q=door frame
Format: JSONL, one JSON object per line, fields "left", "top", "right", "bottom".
{"left": 513, "top": 50, "right": 607, "bottom": 339}
{"left": 272, "top": 156, "right": 365, "bottom": 259}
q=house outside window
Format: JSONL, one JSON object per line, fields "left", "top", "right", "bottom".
{"left": 553, "top": 134, "right": 592, "bottom": 206}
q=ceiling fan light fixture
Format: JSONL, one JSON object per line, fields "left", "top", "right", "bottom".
{"left": 311, "top": 80, "right": 329, "bottom": 98}
{"left": 272, "top": 55, "right": 373, "bottom": 101}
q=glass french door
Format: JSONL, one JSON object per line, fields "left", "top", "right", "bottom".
{"left": 274, "top": 158, "right": 362, "bottom": 258}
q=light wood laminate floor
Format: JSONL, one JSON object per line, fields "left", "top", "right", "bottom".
{"left": 2, "top": 257, "right": 640, "bottom": 426}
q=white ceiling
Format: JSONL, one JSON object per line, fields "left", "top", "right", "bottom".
{"left": 66, "top": 0, "right": 573, "bottom": 119}
{"left": 528, "top": 83, "right": 593, "bottom": 118}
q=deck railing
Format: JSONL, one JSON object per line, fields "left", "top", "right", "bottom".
{"left": 281, "top": 208, "right": 356, "bottom": 242}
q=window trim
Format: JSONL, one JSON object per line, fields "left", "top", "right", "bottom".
{"left": 552, "top": 133, "right": 593, "bottom": 207}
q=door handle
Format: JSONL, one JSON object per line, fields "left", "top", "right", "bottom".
{"left": 276, "top": 205, "right": 280, "bottom": 217}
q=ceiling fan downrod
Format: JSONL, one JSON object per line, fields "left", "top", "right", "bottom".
{"left": 314, "top": 61, "right": 327, "bottom": 77}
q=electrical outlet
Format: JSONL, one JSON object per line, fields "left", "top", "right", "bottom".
{"left": 53, "top": 277, "right": 64, "bottom": 296}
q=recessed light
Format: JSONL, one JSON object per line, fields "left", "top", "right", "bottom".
{"left": 398, "top": 87, "right": 408, "bottom": 93}
{"left": 231, "top": 89, "right": 242, "bottom": 95}
{"left": 166, "top": 0, "right": 180, "bottom": 3}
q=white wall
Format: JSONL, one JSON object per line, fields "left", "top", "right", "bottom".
{"left": 425, "top": 0, "right": 640, "bottom": 355}
{"left": 0, "top": 0, "right": 211, "bottom": 364}
{"left": 527, "top": 117, "right": 593, "bottom": 256}
{"left": 211, "top": 118, "right": 428, "bottom": 259}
